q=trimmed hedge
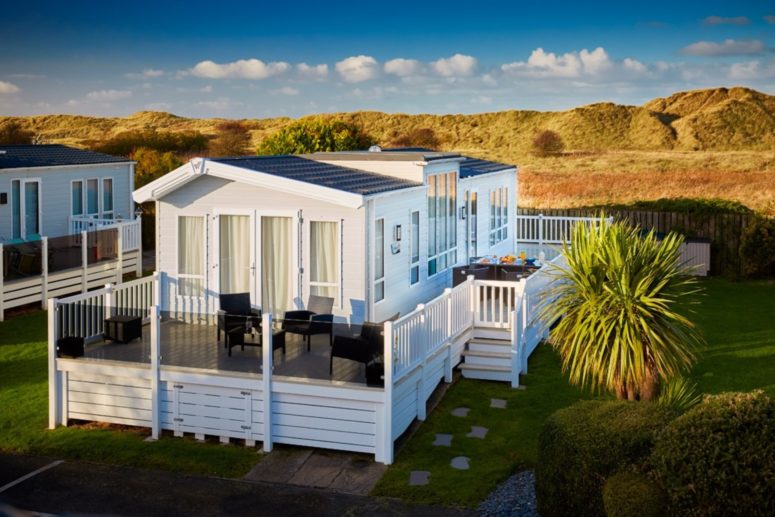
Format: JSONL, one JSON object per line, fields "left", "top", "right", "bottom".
{"left": 651, "top": 391, "right": 775, "bottom": 516}
{"left": 603, "top": 471, "right": 666, "bottom": 517}
{"left": 535, "top": 400, "right": 674, "bottom": 517}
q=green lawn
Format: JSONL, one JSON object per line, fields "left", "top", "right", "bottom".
{"left": 0, "top": 311, "right": 260, "bottom": 477}
{"left": 1, "top": 279, "right": 772, "bottom": 498}
{"left": 372, "top": 278, "right": 775, "bottom": 507}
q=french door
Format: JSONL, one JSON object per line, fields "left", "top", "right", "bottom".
{"left": 11, "top": 178, "right": 41, "bottom": 239}
{"left": 465, "top": 189, "right": 478, "bottom": 261}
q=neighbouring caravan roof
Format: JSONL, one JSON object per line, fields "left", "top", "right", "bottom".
{"left": 0, "top": 144, "right": 130, "bottom": 170}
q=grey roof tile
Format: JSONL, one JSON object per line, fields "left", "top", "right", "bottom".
{"left": 0, "top": 144, "right": 129, "bottom": 169}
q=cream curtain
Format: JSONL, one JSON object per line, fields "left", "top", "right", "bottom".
{"left": 219, "top": 215, "right": 251, "bottom": 295}
{"left": 178, "top": 216, "right": 204, "bottom": 296}
{"left": 310, "top": 221, "right": 338, "bottom": 300}
{"left": 261, "top": 216, "right": 292, "bottom": 315}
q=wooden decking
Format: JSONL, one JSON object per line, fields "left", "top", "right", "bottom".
{"left": 83, "top": 320, "right": 366, "bottom": 384}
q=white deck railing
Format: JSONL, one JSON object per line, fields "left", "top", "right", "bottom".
{"left": 516, "top": 214, "right": 610, "bottom": 246}
{"left": 473, "top": 279, "right": 527, "bottom": 329}
{"left": 69, "top": 216, "right": 141, "bottom": 252}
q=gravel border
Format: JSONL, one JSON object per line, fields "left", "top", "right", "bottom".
{"left": 477, "top": 470, "right": 538, "bottom": 517}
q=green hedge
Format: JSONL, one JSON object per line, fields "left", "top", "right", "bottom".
{"left": 535, "top": 400, "right": 674, "bottom": 517}
{"left": 603, "top": 471, "right": 666, "bottom": 517}
{"left": 740, "top": 216, "right": 775, "bottom": 277}
{"left": 651, "top": 391, "right": 775, "bottom": 516}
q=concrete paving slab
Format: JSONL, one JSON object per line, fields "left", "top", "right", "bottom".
{"left": 490, "top": 399, "right": 507, "bottom": 409}
{"left": 329, "top": 457, "right": 387, "bottom": 496}
{"left": 243, "top": 448, "right": 313, "bottom": 484}
{"left": 467, "top": 426, "right": 488, "bottom": 439}
{"left": 432, "top": 434, "right": 453, "bottom": 447}
{"left": 451, "top": 457, "right": 470, "bottom": 470}
{"left": 409, "top": 471, "right": 431, "bottom": 486}
{"left": 451, "top": 407, "right": 470, "bottom": 417}
{"left": 287, "top": 451, "right": 353, "bottom": 489}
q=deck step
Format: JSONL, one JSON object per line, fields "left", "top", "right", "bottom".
{"left": 459, "top": 363, "right": 512, "bottom": 382}
{"left": 473, "top": 328, "right": 512, "bottom": 340}
{"left": 468, "top": 339, "right": 512, "bottom": 354}
{"left": 462, "top": 349, "right": 511, "bottom": 368}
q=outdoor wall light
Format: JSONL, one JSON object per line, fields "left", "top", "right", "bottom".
{"left": 460, "top": 206, "right": 467, "bottom": 220}
{"left": 394, "top": 224, "right": 402, "bottom": 242}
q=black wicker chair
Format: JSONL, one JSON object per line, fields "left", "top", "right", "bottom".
{"left": 282, "top": 295, "right": 335, "bottom": 351}
{"left": 329, "top": 313, "right": 400, "bottom": 375}
{"left": 217, "top": 293, "right": 261, "bottom": 346}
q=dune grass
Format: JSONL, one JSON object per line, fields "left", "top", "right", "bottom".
{"left": 372, "top": 278, "right": 775, "bottom": 507}
{"left": 0, "top": 311, "right": 261, "bottom": 477}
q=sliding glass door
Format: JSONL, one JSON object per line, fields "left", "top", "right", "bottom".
{"left": 261, "top": 216, "right": 293, "bottom": 315}
{"left": 11, "top": 179, "right": 41, "bottom": 239}
{"left": 218, "top": 214, "right": 253, "bottom": 296}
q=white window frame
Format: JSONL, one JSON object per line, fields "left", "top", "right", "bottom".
{"left": 409, "top": 210, "right": 420, "bottom": 286}
{"left": 489, "top": 187, "right": 508, "bottom": 246}
{"left": 176, "top": 215, "right": 207, "bottom": 298}
{"left": 309, "top": 219, "right": 342, "bottom": 308}
{"left": 374, "top": 217, "right": 385, "bottom": 303}
{"left": 427, "top": 171, "right": 457, "bottom": 277}
{"left": 85, "top": 177, "right": 100, "bottom": 216}
{"left": 11, "top": 178, "right": 42, "bottom": 239}
{"left": 71, "top": 179, "right": 84, "bottom": 216}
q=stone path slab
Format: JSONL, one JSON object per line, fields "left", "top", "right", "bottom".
{"left": 467, "top": 426, "right": 489, "bottom": 439}
{"left": 432, "top": 433, "right": 453, "bottom": 447}
{"left": 451, "top": 457, "right": 470, "bottom": 470}
{"left": 490, "top": 399, "right": 507, "bottom": 409}
{"left": 451, "top": 407, "right": 470, "bottom": 417}
{"left": 409, "top": 471, "right": 431, "bottom": 486}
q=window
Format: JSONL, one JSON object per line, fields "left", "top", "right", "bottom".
{"left": 11, "top": 179, "right": 40, "bottom": 239}
{"left": 71, "top": 180, "right": 84, "bottom": 216}
{"left": 466, "top": 191, "right": 477, "bottom": 258}
{"left": 310, "top": 221, "right": 340, "bottom": 305}
{"left": 178, "top": 216, "right": 205, "bottom": 297}
{"left": 86, "top": 179, "right": 99, "bottom": 215}
{"left": 410, "top": 210, "right": 420, "bottom": 285}
{"left": 427, "top": 171, "right": 457, "bottom": 276}
{"left": 374, "top": 218, "right": 385, "bottom": 302}
{"left": 489, "top": 187, "right": 509, "bottom": 246}
{"left": 102, "top": 178, "right": 114, "bottom": 219}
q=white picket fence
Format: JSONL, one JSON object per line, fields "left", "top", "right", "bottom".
{"left": 516, "top": 214, "right": 606, "bottom": 246}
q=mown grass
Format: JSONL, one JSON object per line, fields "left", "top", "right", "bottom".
{"left": 372, "top": 278, "right": 775, "bottom": 507}
{"left": 0, "top": 311, "right": 261, "bottom": 477}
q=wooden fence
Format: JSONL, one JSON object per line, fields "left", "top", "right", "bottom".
{"left": 518, "top": 208, "right": 752, "bottom": 276}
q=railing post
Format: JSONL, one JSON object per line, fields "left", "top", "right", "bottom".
{"left": 136, "top": 216, "right": 143, "bottom": 277}
{"left": 150, "top": 304, "right": 161, "bottom": 439}
{"left": 538, "top": 213, "right": 544, "bottom": 251}
{"left": 153, "top": 271, "right": 162, "bottom": 308}
{"left": 444, "top": 287, "right": 454, "bottom": 383}
{"left": 116, "top": 224, "right": 123, "bottom": 284}
{"left": 262, "top": 314, "right": 273, "bottom": 453}
{"left": 48, "top": 298, "right": 60, "bottom": 429}
{"left": 0, "top": 242, "right": 5, "bottom": 322}
{"left": 104, "top": 283, "right": 114, "bottom": 318}
{"left": 81, "top": 230, "right": 88, "bottom": 293}
{"left": 382, "top": 320, "right": 394, "bottom": 464}
{"left": 510, "top": 309, "right": 521, "bottom": 389}
{"left": 521, "top": 294, "right": 529, "bottom": 374}
{"left": 40, "top": 236, "right": 49, "bottom": 309}
{"left": 468, "top": 275, "right": 476, "bottom": 327}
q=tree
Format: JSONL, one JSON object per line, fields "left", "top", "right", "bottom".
{"left": 90, "top": 129, "right": 207, "bottom": 157}
{"left": 208, "top": 121, "right": 251, "bottom": 157}
{"left": 532, "top": 129, "right": 565, "bottom": 157}
{"left": 257, "top": 118, "right": 373, "bottom": 155}
{"left": 391, "top": 127, "right": 440, "bottom": 149}
{"left": 0, "top": 121, "right": 34, "bottom": 144}
{"left": 539, "top": 218, "right": 702, "bottom": 401}
{"left": 131, "top": 147, "right": 183, "bottom": 188}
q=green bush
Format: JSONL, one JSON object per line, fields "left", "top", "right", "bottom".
{"left": 740, "top": 216, "right": 775, "bottom": 277}
{"left": 651, "top": 391, "right": 775, "bottom": 516}
{"left": 535, "top": 400, "right": 674, "bottom": 517}
{"left": 603, "top": 471, "right": 666, "bottom": 517}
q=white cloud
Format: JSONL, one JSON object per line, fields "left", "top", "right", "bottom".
{"left": 272, "top": 86, "right": 300, "bottom": 96}
{"left": 431, "top": 54, "right": 477, "bottom": 77}
{"left": 502, "top": 48, "right": 583, "bottom": 77}
{"left": 297, "top": 63, "right": 328, "bottom": 79}
{"left": 0, "top": 80, "right": 20, "bottom": 94}
{"left": 472, "top": 95, "right": 493, "bottom": 105}
{"left": 190, "top": 59, "right": 290, "bottom": 79}
{"left": 703, "top": 16, "right": 750, "bottom": 26}
{"left": 623, "top": 58, "right": 647, "bottom": 74}
{"left": 195, "top": 97, "right": 242, "bottom": 111}
{"left": 145, "top": 102, "right": 172, "bottom": 111}
{"left": 728, "top": 61, "right": 760, "bottom": 79}
{"left": 125, "top": 68, "right": 165, "bottom": 79}
{"left": 384, "top": 58, "right": 422, "bottom": 77}
{"left": 579, "top": 48, "right": 612, "bottom": 75}
{"left": 335, "top": 55, "right": 378, "bottom": 82}
{"left": 681, "top": 39, "right": 765, "bottom": 57}
{"left": 200, "top": 85, "right": 213, "bottom": 93}
{"left": 86, "top": 89, "right": 132, "bottom": 101}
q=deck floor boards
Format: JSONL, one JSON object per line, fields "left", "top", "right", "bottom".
{"left": 83, "top": 321, "right": 366, "bottom": 384}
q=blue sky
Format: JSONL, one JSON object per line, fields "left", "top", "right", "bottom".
{"left": 1, "top": 0, "right": 773, "bottom": 118}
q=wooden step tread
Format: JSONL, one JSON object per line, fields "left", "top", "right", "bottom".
{"left": 462, "top": 350, "right": 511, "bottom": 359}
{"left": 458, "top": 363, "right": 511, "bottom": 372}
{"left": 469, "top": 337, "right": 512, "bottom": 345}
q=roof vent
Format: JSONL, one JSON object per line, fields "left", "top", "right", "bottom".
{"left": 368, "top": 145, "right": 382, "bottom": 153}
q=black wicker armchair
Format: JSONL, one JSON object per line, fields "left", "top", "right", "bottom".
{"left": 282, "top": 295, "right": 335, "bottom": 351}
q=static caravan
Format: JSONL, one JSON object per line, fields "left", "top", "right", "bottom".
{"left": 133, "top": 148, "right": 517, "bottom": 323}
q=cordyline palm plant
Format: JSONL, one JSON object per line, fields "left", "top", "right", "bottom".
{"left": 539, "top": 218, "right": 703, "bottom": 401}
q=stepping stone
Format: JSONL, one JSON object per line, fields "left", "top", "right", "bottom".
{"left": 451, "top": 456, "right": 470, "bottom": 470}
{"left": 490, "top": 398, "right": 507, "bottom": 409}
{"left": 432, "top": 433, "right": 453, "bottom": 447}
{"left": 451, "top": 407, "right": 470, "bottom": 417}
{"left": 409, "top": 470, "right": 431, "bottom": 486}
{"left": 467, "top": 426, "right": 489, "bottom": 439}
